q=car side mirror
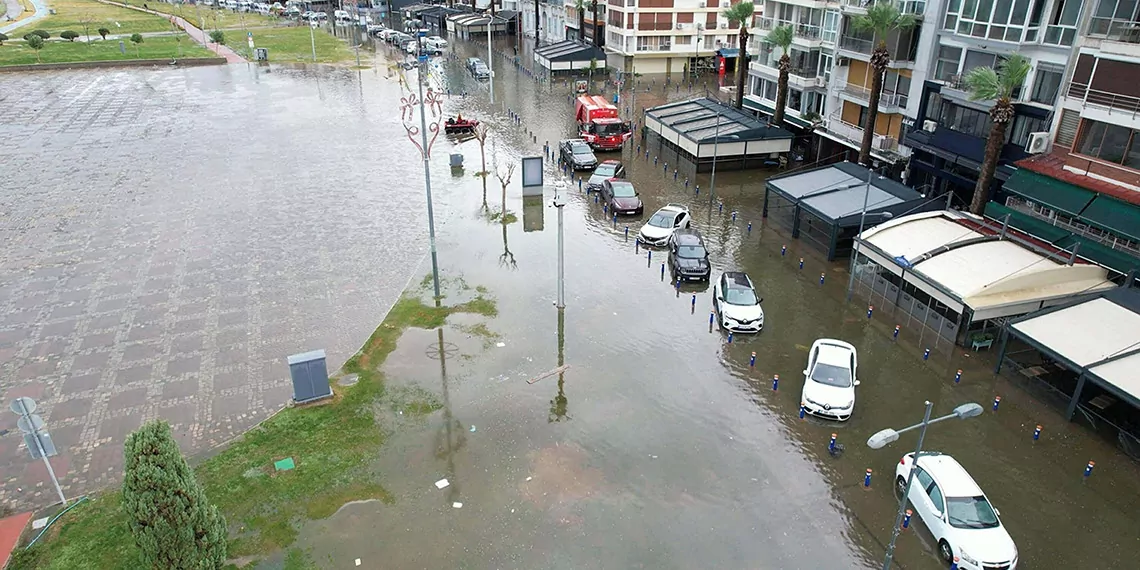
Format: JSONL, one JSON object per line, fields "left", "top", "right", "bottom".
{"left": 854, "top": 380, "right": 861, "bottom": 386}
{"left": 803, "top": 369, "right": 809, "bottom": 376}
{"left": 994, "top": 507, "right": 1001, "bottom": 516}
{"left": 758, "top": 297, "right": 764, "bottom": 303}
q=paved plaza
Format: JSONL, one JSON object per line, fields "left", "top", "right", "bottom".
{"left": 0, "top": 65, "right": 441, "bottom": 507}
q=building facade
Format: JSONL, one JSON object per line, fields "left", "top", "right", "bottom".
{"left": 602, "top": 0, "right": 751, "bottom": 75}
{"left": 565, "top": 1, "right": 608, "bottom": 44}
{"left": 520, "top": 0, "right": 569, "bottom": 44}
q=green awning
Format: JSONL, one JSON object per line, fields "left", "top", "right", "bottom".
{"left": 984, "top": 202, "right": 1072, "bottom": 243}
{"left": 742, "top": 98, "right": 813, "bottom": 129}
{"left": 1071, "top": 236, "right": 1140, "bottom": 274}
{"left": 1081, "top": 195, "right": 1140, "bottom": 242}
{"left": 1002, "top": 169, "right": 1095, "bottom": 215}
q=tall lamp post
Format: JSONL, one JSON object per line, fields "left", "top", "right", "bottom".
{"left": 400, "top": 32, "right": 444, "bottom": 299}
{"left": 709, "top": 106, "right": 722, "bottom": 204}
{"left": 488, "top": 14, "right": 494, "bottom": 104}
{"left": 867, "top": 401, "right": 984, "bottom": 570}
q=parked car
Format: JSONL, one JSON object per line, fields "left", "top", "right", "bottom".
{"left": 427, "top": 35, "right": 448, "bottom": 49}
{"left": 559, "top": 139, "right": 597, "bottom": 170}
{"left": 712, "top": 272, "right": 764, "bottom": 333}
{"left": 284, "top": 7, "right": 301, "bottom": 17}
{"left": 896, "top": 452, "right": 1018, "bottom": 570}
{"left": 472, "top": 62, "right": 491, "bottom": 80}
{"left": 800, "top": 339, "right": 859, "bottom": 421}
{"left": 599, "top": 179, "right": 642, "bottom": 215}
{"left": 667, "top": 228, "right": 711, "bottom": 281}
{"left": 404, "top": 40, "right": 418, "bottom": 54}
{"left": 422, "top": 38, "right": 445, "bottom": 55}
{"left": 586, "top": 160, "right": 625, "bottom": 191}
{"left": 465, "top": 57, "right": 484, "bottom": 71}
{"left": 367, "top": 24, "right": 386, "bottom": 35}
{"left": 638, "top": 203, "right": 691, "bottom": 246}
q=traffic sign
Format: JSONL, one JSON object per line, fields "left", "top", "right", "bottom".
{"left": 9, "top": 396, "right": 36, "bottom": 415}
{"left": 25, "top": 432, "right": 58, "bottom": 460}
{"left": 17, "top": 414, "right": 45, "bottom": 434}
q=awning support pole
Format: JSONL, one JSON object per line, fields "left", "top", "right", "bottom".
{"left": 1065, "top": 373, "right": 1088, "bottom": 421}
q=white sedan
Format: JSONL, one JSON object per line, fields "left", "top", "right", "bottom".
{"left": 800, "top": 339, "right": 858, "bottom": 421}
{"left": 638, "top": 203, "right": 691, "bottom": 247}
{"left": 896, "top": 452, "right": 1018, "bottom": 570}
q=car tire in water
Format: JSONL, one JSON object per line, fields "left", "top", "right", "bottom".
{"left": 895, "top": 476, "right": 907, "bottom": 497}
{"left": 938, "top": 540, "right": 954, "bottom": 564}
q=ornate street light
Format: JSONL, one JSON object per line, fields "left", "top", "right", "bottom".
{"left": 399, "top": 36, "right": 444, "bottom": 299}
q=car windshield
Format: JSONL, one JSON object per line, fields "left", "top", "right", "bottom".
{"left": 811, "top": 362, "right": 852, "bottom": 388}
{"left": 947, "top": 496, "right": 1001, "bottom": 529}
{"left": 596, "top": 123, "right": 624, "bottom": 136}
{"left": 571, "top": 144, "right": 592, "bottom": 155}
{"left": 610, "top": 183, "right": 636, "bottom": 197}
{"left": 648, "top": 212, "right": 673, "bottom": 228}
{"left": 595, "top": 163, "right": 619, "bottom": 177}
{"left": 677, "top": 245, "right": 706, "bottom": 259}
{"left": 724, "top": 287, "right": 758, "bottom": 306}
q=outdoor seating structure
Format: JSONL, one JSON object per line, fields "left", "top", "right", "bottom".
{"left": 850, "top": 210, "right": 1117, "bottom": 347}
{"left": 995, "top": 285, "right": 1140, "bottom": 460}
{"left": 642, "top": 98, "right": 794, "bottom": 172}
{"left": 533, "top": 40, "right": 607, "bottom": 74}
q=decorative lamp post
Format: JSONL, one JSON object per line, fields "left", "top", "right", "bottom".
{"left": 400, "top": 34, "right": 444, "bottom": 299}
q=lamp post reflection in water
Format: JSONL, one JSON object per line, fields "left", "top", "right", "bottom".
{"left": 432, "top": 324, "right": 465, "bottom": 506}
{"left": 549, "top": 308, "right": 569, "bottom": 422}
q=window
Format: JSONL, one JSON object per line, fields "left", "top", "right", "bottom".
{"left": 822, "top": 10, "right": 839, "bottom": 43}
{"left": 1009, "top": 115, "right": 1047, "bottom": 147}
{"left": 927, "top": 481, "right": 945, "bottom": 514}
{"left": 935, "top": 45, "right": 962, "bottom": 81}
{"left": 962, "top": 50, "right": 997, "bottom": 75}
{"left": 915, "top": 467, "right": 934, "bottom": 491}
{"left": 939, "top": 100, "right": 993, "bottom": 138}
{"left": 789, "top": 88, "right": 803, "bottom": 112}
{"left": 1030, "top": 65, "right": 1063, "bottom": 104}
{"left": 1044, "top": 0, "right": 1082, "bottom": 45}
{"left": 947, "top": 0, "right": 1038, "bottom": 41}
{"left": 1077, "top": 118, "right": 1140, "bottom": 169}
{"left": 675, "top": 35, "right": 692, "bottom": 44}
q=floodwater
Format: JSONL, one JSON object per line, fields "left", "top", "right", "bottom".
{"left": 289, "top": 40, "right": 1140, "bottom": 569}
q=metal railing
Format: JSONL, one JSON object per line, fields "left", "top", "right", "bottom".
{"left": 1087, "top": 17, "right": 1140, "bottom": 44}
{"left": 827, "top": 113, "right": 899, "bottom": 151}
{"left": 839, "top": 35, "right": 873, "bottom": 54}
{"left": 840, "top": 0, "right": 926, "bottom": 14}
{"left": 1066, "top": 81, "right": 1140, "bottom": 116}
{"left": 754, "top": 17, "right": 822, "bottom": 40}
{"left": 839, "top": 82, "right": 909, "bottom": 109}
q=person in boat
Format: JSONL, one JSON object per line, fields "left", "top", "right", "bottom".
{"left": 456, "top": 113, "right": 464, "bottom": 124}
{"left": 447, "top": 118, "right": 455, "bottom": 125}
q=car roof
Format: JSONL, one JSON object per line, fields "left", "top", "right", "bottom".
{"left": 916, "top": 454, "right": 985, "bottom": 498}
{"left": 673, "top": 228, "right": 703, "bottom": 244}
{"left": 607, "top": 179, "right": 632, "bottom": 186}
{"left": 656, "top": 203, "right": 689, "bottom": 215}
{"left": 599, "top": 160, "right": 622, "bottom": 167}
{"left": 561, "top": 138, "right": 587, "bottom": 144}
{"left": 723, "top": 272, "right": 753, "bottom": 289}
{"left": 813, "top": 339, "right": 855, "bottom": 367}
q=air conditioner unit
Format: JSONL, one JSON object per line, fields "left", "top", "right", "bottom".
{"left": 721, "top": 1, "right": 730, "bottom": 6}
{"left": 699, "top": 1, "right": 705, "bottom": 7}
{"left": 676, "top": 23, "right": 684, "bottom": 29}
{"left": 720, "top": 22, "right": 728, "bottom": 28}
{"left": 1026, "top": 131, "right": 1050, "bottom": 154}
{"left": 922, "top": 120, "right": 937, "bottom": 133}
{"left": 696, "top": 23, "right": 704, "bottom": 30}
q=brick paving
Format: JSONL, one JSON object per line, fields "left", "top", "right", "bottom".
{"left": 0, "top": 65, "right": 441, "bottom": 508}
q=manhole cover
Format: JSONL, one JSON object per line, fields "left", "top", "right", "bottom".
{"left": 426, "top": 342, "right": 459, "bottom": 360}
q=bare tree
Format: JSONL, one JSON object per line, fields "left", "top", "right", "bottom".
{"left": 493, "top": 154, "right": 517, "bottom": 268}
{"left": 473, "top": 122, "right": 490, "bottom": 209}
{"left": 79, "top": 13, "right": 95, "bottom": 44}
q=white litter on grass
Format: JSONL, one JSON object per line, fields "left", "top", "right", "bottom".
{"left": 32, "top": 517, "right": 48, "bottom": 530}
{"left": 452, "top": 502, "right": 463, "bottom": 509}
{"left": 496, "top": 342, "right": 506, "bottom": 347}
{"left": 355, "top": 559, "right": 361, "bottom": 566}
{"left": 649, "top": 455, "right": 658, "bottom": 459}
{"left": 435, "top": 478, "right": 450, "bottom": 489}
{"left": 525, "top": 476, "right": 532, "bottom": 482}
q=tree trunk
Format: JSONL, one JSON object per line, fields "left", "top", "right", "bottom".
{"left": 971, "top": 106, "right": 1010, "bottom": 215}
{"left": 592, "top": 2, "right": 599, "bottom": 47}
{"left": 773, "top": 53, "right": 789, "bottom": 126}
{"left": 733, "top": 30, "right": 748, "bottom": 109}
{"left": 859, "top": 46, "right": 888, "bottom": 167}
{"left": 578, "top": 4, "right": 585, "bottom": 42}
{"left": 534, "top": 1, "right": 540, "bottom": 49}
{"left": 480, "top": 148, "right": 488, "bottom": 207}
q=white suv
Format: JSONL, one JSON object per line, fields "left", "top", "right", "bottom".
{"left": 896, "top": 452, "right": 1018, "bottom": 570}
{"left": 638, "top": 203, "right": 691, "bottom": 246}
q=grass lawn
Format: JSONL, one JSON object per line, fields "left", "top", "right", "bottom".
{"left": 145, "top": 3, "right": 278, "bottom": 30}
{"left": 223, "top": 26, "right": 357, "bottom": 63}
{"left": 0, "top": 35, "right": 213, "bottom": 66}
{"left": 8, "top": 286, "right": 497, "bottom": 570}
{"left": 22, "top": 0, "right": 176, "bottom": 37}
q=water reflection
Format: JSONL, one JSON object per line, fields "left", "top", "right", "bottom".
{"left": 430, "top": 322, "right": 465, "bottom": 506}
{"left": 549, "top": 308, "right": 569, "bottom": 423}
{"left": 499, "top": 220, "right": 516, "bottom": 269}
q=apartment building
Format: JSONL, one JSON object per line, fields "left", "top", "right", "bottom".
{"left": 565, "top": 1, "right": 607, "bottom": 44}
{"left": 985, "top": 0, "right": 1140, "bottom": 276}
{"left": 603, "top": 0, "right": 751, "bottom": 75}
{"left": 521, "top": 0, "right": 569, "bottom": 43}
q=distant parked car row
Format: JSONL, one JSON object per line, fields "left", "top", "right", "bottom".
{"left": 465, "top": 57, "right": 490, "bottom": 80}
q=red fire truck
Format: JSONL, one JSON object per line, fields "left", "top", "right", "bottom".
{"left": 574, "top": 95, "right": 632, "bottom": 151}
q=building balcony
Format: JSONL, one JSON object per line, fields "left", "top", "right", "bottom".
{"left": 751, "top": 60, "right": 827, "bottom": 89}
{"left": 826, "top": 113, "right": 899, "bottom": 152}
{"left": 1087, "top": 17, "right": 1140, "bottom": 44}
{"left": 754, "top": 17, "right": 824, "bottom": 44}
{"left": 837, "top": 34, "right": 917, "bottom": 67}
{"left": 837, "top": 81, "right": 908, "bottom": 113}
{"left": 839, "top": 0, "right": 925, "bottom": 17}
{"left": 1066, "top": 81, "right": 1140, "bottom": 117}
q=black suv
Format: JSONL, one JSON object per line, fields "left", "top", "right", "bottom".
{"left": 559, "top": 139, "right": 598, "bottom": 170}
{"left": 668, "top": 228, "right": 711, "bottom": 281}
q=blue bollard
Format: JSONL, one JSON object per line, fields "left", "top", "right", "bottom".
{"left": 923, "top": 348, "right": 930, "bottom": 360}
{"left": 710, "top": 311, "right": 715, "bottom": 326}
{"left": 719, "top": 203, "right": 723, "bottom": 214}
{"left": 695, "top": 185, "right": 700, "bottom": 196}
{"left": 902, "top": 510, "right": 912, "bottom": 529}
{"left": 625, "top": 226, "right": 629, "bottom": 239}
{"left": 799, "top": 258, "right": 804, "bottom": 269}
{"left": 674, "top": 169, "right": 678, "bottom": 180}
{"left": 1034, "top": 425, "right": 1042, "bottom": 440}
{"left": 692, "top": 294, "right": 696, "bottom": 309}
{"left": 868, "top": 305, "right": 874, "bottom": 319}
{"left": 772, "top": 374, "right": 779, "bottom": 391}
{"left": 864, "top": 469, "right": 872, "bottom": 489}
{"left": 654, "top": 156, "right": 658, "bottom": 165}
{"left": 613, "top": 213, "right": 618, "bottom": 225}
{"left": 637, "top": 143, "right": 641, "bottom": 153}
{"left": 819, "top": 273, "right": 826, "bottom": 285}
{"left": 648, "top": 250, "right": 652, "bottom": 267}
{"left": 685, "top": 178, "right": 690, "bottom": 188}
{"left": 661, "top": 263, "right": 665, "bottom": 280}
{"left": 664, "top": 163, "right": 668, "bottom": 174}
{"left": 596, "top": 194, "right": 600, "bottom": 204}
{"left": 749, "top": 352, "right": 756, "bottom": 367}
{"left": 893, "top": 325, "right": 900, "bottom": 340}
{"left": 731, "top": 211, "right": 736, "bottom": 222}
{"left": 636, "top": 238, "right": 641, "bottom": 253}
{"left": 727, "top": 332, "right": 734, "bottom": 343}
{"left": 993, "top": 396, "right": 1001, "bottom": 411}
{"left": 675, "top": 277, "right": 681, "bottom": 291}
{"left": 782, "top": 245, "right": 787, "bottom": 256}
{"left": 950, "top": 557, "right": 959, "bottom": 570}
{"left": 955, "top": 369, "right": 962, "bottom": 384}
{"left": 578, "top": 178, "right": 583, "bottom": 190}
{"left": 747, "top": 222, "right": 752, "bottom": 233}
{"left": 799, "top": 404, "right": 806, "bottom": 419}
{"left": 1084, "top": 460, "right": 1095, "bottom": 477}
{"left": 828, "top": 433, "right": 837, "bottom": 452}
{"left": 646, "top": 150, "right": 650, "bottom": 160}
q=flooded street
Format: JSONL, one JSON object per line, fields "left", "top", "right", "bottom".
{"left": 1, "top": 35, "right": 1138, "bottom": 568}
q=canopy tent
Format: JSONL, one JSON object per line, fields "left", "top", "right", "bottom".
{"left": 447, "top": 13, "right": 512, "bottom": 38}
{"left": 533, "top": 40, "right": 607, "bottom": 73}
{"left": 643, "top": 98, "right": 793, "bottom": 172}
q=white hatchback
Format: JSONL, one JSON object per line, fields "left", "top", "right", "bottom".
{"left": 896, "top": 452, "right": 1018, "bottom": 570}
{"left": 800, "top": 339, "right": 858, "bottom": 421}
{"left": 638, "top": 203, "right": 691, "bottom": 246}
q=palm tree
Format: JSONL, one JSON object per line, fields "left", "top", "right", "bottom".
{"left": 534, "top": 0, "right": 541, "bottom": 49}
{"left": 722, "top": 2, "right": 755, "bottom": 110}
{"left": 574, "top": 0, "right": 585, "bottom": 42}
{"left": 852, "top": 2, "right": 916, "bottom": 166}
{"left": 963, "top": 54, "right": 1031, "bottom": 215}
{"left": 591, "top": 0, "right": 600, "bottom": 46}
{"left": 766, "top": 24, "right": 794, "bottom": 127}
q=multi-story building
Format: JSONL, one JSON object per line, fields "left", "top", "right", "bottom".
{"left": 744, "top": 0, "right": 929, "bottom": 172}
{"left": 603, "top": 0, "right": 750, "bottom": 75}
{"left": 521, "top": 0, "right": 569, "bottom": 44}
{"left": 986, "top": 0, "right": 1140, "bottom": 276}
{"left": 565, "top": 1, "right": 607, "bottom": 44}
{"left": 903, "top": 0, "right": 1078, "bottom": 204}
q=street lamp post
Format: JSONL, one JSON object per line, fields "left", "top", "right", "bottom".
{"left": 867, "top": 401, "right": 985, "bottom": 570}
{"left": 709, "top": 107, "right": 722, "bottom": 203}
{"left": 309, "top": 19, "right": 318, "bottom": 62}
{"left": 400, "top": 33, "right": 444, "bottom": 299}
{"left": 554, "top": 181, "right": 566, "bottom": 308}
{"left": 488, "top": 15, "right": 494, "bottom": 104}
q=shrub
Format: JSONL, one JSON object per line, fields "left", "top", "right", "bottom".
{"left": 97, "top": 27, "right": 109, "bottom": 39}
{"left": 60, "top": 31, "right": 80, "bottom": 42}
{"left": 25, "top": 34, "right": 44, "bottom": 62}
{"left": 122, "top": 421, "right": 227, "bottom": 569}
{"left": 32, "top": 29, "right": 50, "bottom": 39}
{"left": 208, "top": 30, "right": 225, "bottom": 44}
{"left": 0, "top": 33, "right": 8, "bottom": 46}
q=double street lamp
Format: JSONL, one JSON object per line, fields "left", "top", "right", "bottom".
{"left": 867, "top": 401, "right": 984, "bottom": 570}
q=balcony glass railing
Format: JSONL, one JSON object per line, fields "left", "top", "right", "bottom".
{"left": 839, "top": 35, "right": 873, "bottom": 54}
{"left": 1067, "top": 81, "right": 1140, "bottom": 116}
{"left": 838, "top": 34, "right": 916, "bottom": 61}
{"left": 755, "top": 17, "right": 822, "bottom": 40}
{"left": 1087, "top": 17, "right": 1140, "bottom": 44}
{"left": 840, "top": 0, "right": 925, "bottom": 15}
{"left": 840, "top": 82, "right": 909, "bottom": 109}
{"left": 827, "top": 113, "right": 899, "bottom": 151}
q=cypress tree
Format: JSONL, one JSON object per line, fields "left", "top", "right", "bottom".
{"left": 122, "top": 420, "right": 227, "bottom": 569}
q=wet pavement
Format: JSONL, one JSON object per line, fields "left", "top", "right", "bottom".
{"left": 0, "top": 37, "right": 1136, "bottom": 568}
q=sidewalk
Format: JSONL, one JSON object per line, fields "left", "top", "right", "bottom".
{"left": 0, "top": 0, "right": 48, "bottom": 35}
{"left": 96, "top": 0, "right": 245, "bottom": 63}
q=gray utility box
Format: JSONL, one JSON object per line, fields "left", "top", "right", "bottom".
{"left": 288, "top": 349, "right": 333, "bottom": 404}
{"left": 256, "top": 48, "right": 269, "bottom": 61}
{"left": 450, "top": 153, "right": 464, "bottom": 167}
